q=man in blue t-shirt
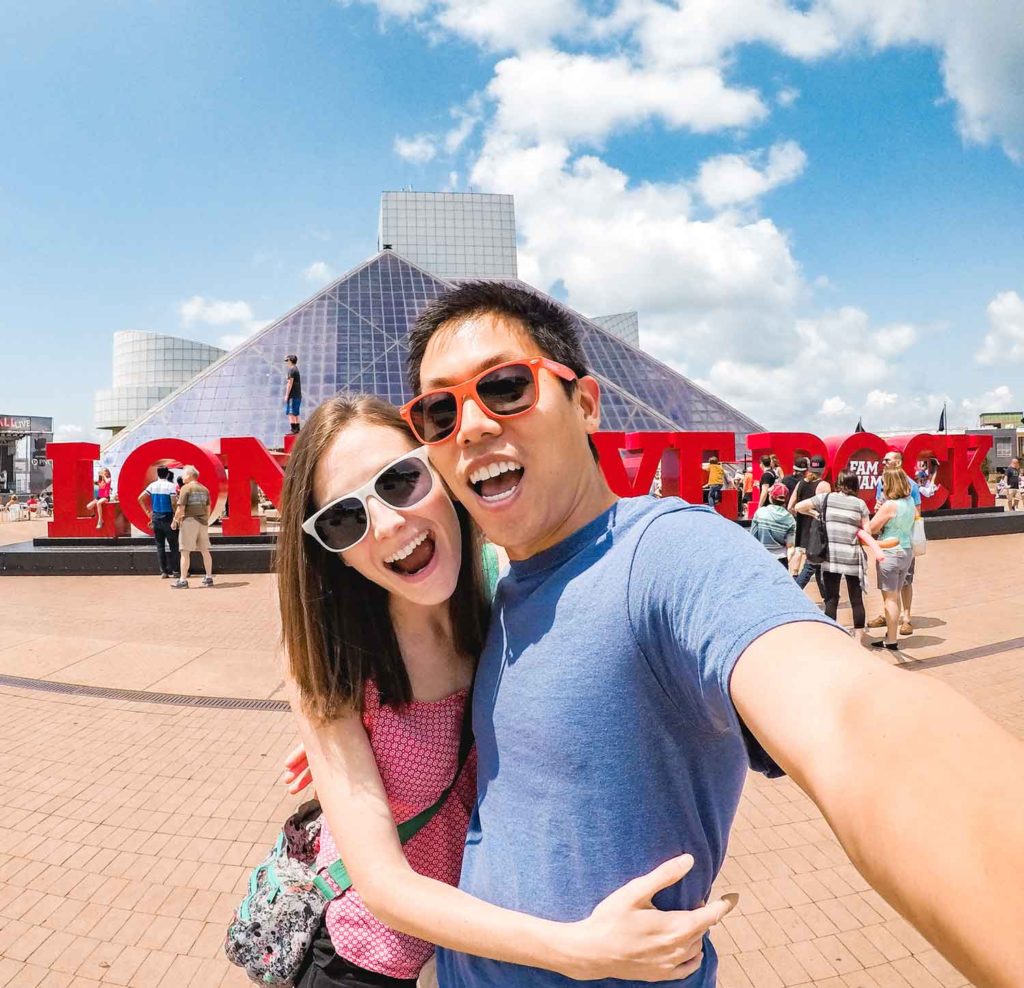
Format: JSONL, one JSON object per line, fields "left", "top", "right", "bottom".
{"left": 402, "top": 284, "right": 1022, "bottom": 988}
{"left": 138, "top": 465, "right": 180, "bottom": 578}
{"left": 867, "top": 450, "right": 923, "bottom": 636}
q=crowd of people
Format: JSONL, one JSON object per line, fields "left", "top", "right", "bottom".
{"left": 749, "top": 450, "right": 923, "bottom": 648}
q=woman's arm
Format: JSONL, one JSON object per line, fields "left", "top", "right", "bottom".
{"left": 287, "top": 679, "right": 732, "bottom": 982}
{"left": 793, "top": 497, "right": 818, "bottom": 516}
{"left": 868, "top": 501, "right": 896, "bottom": 536}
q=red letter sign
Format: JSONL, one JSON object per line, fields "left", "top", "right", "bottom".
{"left": 118, "top": 439, "right": 228, "bottom": 534}
{"left": 47, "top": 442, "right": 104, "bottom": 538}
{"left": 945, "top": 434, "right": 995, "bottom": 508}
{"left": 219, "top": 437, "right": 285, "bottom": 536}
{"left": 824, "top": 433, "right": 891, "bottom": 511}
{"left": 593, "top": 432, "right": 673, "bottom": 498}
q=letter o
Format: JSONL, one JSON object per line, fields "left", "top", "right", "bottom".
{"left": 117, "top": 439, "right": 227, "bottom": 535}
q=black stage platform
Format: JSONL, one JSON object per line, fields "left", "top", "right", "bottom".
{"left": 0, "top": 532, "right": 275, "bottom": 576}
{"left": 3, "top": 509, "right": 1023, "bottom": 576}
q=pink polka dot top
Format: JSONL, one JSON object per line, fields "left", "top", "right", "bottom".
{"left": 315, "top": 678, "right": 477, "bottom": 979}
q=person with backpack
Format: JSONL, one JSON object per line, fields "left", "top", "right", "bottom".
{"left": 755, "top": 454, "right": 779, "bottom": 509}
{"left": 788, "top": 455, "right": 830, "bottom": 595}
{"left": 269, "top": 395, "right": 734, "bottom": 988}
{"left": 794, "top": 470, "right": 870, "bottom": 630}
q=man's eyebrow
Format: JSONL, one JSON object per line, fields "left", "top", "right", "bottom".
{"left": 421, "top": 351, "right": 524, "bottom": 390}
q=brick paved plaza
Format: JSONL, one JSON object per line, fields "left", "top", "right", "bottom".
{"left": 0, "top": 520, "right": 1021, "bottom": 987}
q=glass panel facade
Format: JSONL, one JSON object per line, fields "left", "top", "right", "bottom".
{"left": 100, "top": 251, "right": 763, "bottom": 470}
{"left": 379, "top": 192, "right": 518, "bottom": 281}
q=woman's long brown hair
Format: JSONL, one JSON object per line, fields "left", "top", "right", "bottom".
{"left": 881, "top": 464, "right": 912, "bottom": 501}
{"left": 277, "top": 394, "right": 490, "bottom": 722}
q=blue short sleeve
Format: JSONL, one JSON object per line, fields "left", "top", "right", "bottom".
{"left": 627, "top": 504, "right": 835, "bottom": 775}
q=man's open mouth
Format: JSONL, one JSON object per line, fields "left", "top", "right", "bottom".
{"left": 384, "top": 530, "right": 436, "bottom": 575}
{"left": 469, "top": 460, "right": 524, "bottom": 503}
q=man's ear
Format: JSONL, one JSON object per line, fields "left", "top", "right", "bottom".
{"left": 576, "top": 375, "right": 602, "bottom": 434}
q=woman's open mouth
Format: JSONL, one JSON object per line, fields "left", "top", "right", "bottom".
{"left": 384, "top": 530, "right": 436, "bottom": 575}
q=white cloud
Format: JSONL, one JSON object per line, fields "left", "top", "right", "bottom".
{"left": 820, "top": 396, "right": 851, "bottom": 416}
{"left": 341, "top": 0, "right": 428, "bottom": 18}
{"left": 617, "top": 0, "right": 1024, "bottom": 161}
{"left": 217, "top": 333, "right": 255, "bottom": 350}
{"left": 621, "top": 0, "right": 840, "bottom": 69}
{"left": 866, "top": 389, "right": 899, "bottom": 409}
{"left": 695, "top": 141, "right": 808, "bottom": 209}
{"left": 179, "top": 296, "right": 255, "bottom": 327}
{"left": 976, "top": 290, "right": 1024, "bottom": 364}
{"left": 444, "top": 96, "right": 483, "bottom": 153}
{"left": 694, "top": 307, "right": 904, "bottom": 428}
{"left": 304, "top": 261, "right": 336, "bottom": 284}
{"left": 777, "top": 86, "right": 800, "bottom": 107}
{"left": 56, "top": 423, "right": 84, "bottom": 436}
{"left": 435, "top": 0, "right": 582, "bottom": 51}
{"left": 471, "top": 138, "right": 804, "bottom": 368}
{"left": 394, "top": 134, "right": 438, "bottom": 163}
{"left": 364, "top": 0, "right": 1024, "bottom": 162}
{"left": 959, "top": 384, "right": 1015, "bottom": 419}
{"left": 342, "top": 0, "right": 581, "bottom": 51}
{"left": 487, "top": 49, "right": 766, "bottom": 146}
{"left": 178, "top": 295, "right": 266, "bottom": 349}
{"left": 822, "top": 0, "right": 1024, "bottom": 161}
{"left": 871, "top": 323, "right": 918, "bottom": 357}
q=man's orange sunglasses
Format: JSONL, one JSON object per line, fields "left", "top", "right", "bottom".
{"left": 400, "top": 357, "right": 577, "bottom": 445}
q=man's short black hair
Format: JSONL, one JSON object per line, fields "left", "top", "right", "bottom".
{"left": 156, "top": 466, "right": 170, "bottom": 480}
{"left": 407, "top": 281, "right": 588, "bottom": 394}
{"left": 285, "top": 354, "right": 298, "bottom": 364}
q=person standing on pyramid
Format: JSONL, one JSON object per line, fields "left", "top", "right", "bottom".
{"left": 285, "top": 354, "right": 303, "bottom": 434}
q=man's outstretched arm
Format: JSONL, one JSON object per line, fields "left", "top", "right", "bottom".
{"left": 731, "top": 621, "right": 1024, "bottom": 988}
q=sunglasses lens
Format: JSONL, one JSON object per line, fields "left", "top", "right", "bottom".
{"left": 313, "top": 497, "right": 367, "bottom": 552}
{"left": 375, "top": 457, "right": 432, "bottom": 508}
{"left": 477, "top": 363, "right": 535, "bottom": 416}
{"left": 413, "top": 392, "right": 459, "bottom": 443}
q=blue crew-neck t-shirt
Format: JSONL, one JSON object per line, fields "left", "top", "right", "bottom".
{"left": 437, "top": 496, "right": 836, "bottom": 988}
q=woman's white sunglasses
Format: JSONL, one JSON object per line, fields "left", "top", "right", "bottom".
{"left": 301, "top": 446, "right": 434, "bottom": 553}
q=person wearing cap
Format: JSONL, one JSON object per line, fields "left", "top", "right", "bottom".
{"left": 788, "top": 454, "right": 831, "bottom": 594}
{"left": 750, "top": 483, "right": 796, "bottom": 567}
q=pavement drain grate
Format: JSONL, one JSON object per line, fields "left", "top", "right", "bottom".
{"left": 0, "top": 674, "right": 290, "bottom": 711}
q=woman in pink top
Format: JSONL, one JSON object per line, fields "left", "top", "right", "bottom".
{"left": 277, "top": 395, "right": 718, "bottom": 988}
{"left": 87, "top": 468, "right": 112, "bottom": 529}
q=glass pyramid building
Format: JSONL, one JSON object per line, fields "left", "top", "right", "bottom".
{"left": 100, "top": 250, "right": 762, "bottom": 469}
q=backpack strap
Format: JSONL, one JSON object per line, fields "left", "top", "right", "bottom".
{"left": 318, "top": 691, "right": 474, "bottom": 901}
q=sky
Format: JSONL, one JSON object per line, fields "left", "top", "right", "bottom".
{"left": 3, "top": 0, "right": 1024, "bottom": 441}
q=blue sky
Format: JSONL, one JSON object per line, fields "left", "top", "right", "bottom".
{"left": 4, "top": 0, "right": 1024, "bottom": 438}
